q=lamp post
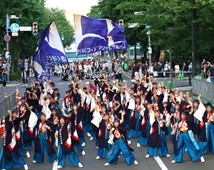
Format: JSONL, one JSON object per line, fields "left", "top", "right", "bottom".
{"left": 128, "top": 23, "right": 139, "bottom": 64}
{"left": 146, "top": 28, "right": 152, "bottom": 66}
{"left": 134, "top": 12, "right": 152, "bottom": 66}
{"left": 169, "top": 49, "right": 172, "bottom": 86}
{"left": 167, "top": 49, "right": 173, "bottom": 89}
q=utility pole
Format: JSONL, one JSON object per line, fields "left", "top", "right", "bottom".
{"left": 191, "top": 0, "right": 196, "bottom": 77}
{"left": 148, "top": 33, "right": 152, "bottom": 66}
{"left": 169, "top": 49, "right": 172, "bottom": 86}
{"left": 6, "top": 14, "right": 10, "bottom": 83}
{"left": 146, "top": 25, "right": 152, "bottom": 66}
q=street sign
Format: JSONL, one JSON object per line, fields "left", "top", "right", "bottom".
{"left": 4, "top": 34, "right": 11, "bottom": 42}
{"left": 5, "top": 51, "right": 10, "bottom": 59}
{"left": 10, "top": 23, "right": 20, "bottom": 32}
{"left": 20, "top": 26, "right": 32, "bottom": 31}
{"left": 6, "top": 17, "right": 10, "bottom": 29}
{"left": 128, "top": 23, "right": 139, "bottom": 28}
{"left": 12, "top": 32, "right": 18, "bottom": 36}
{"left": 146, "top": 25, "right": 151, "bottom": 29}
{"left": 146, "top": 25, "right": 151, "bottom": 35}
{"left": 148, "top": 47, "right": 152, "bottom": 54}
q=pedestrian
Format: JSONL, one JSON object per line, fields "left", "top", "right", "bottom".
{"left": 1, "top": 69, "right": 7, "bottom": 86}
{"left": 117, "top": 65, "right": 123, "bottom": 82}
{"left": 124, "top": 62, "right": 128, "bottom": 72}
{"left": 208, "top": 63, "right": 214, "bottom": 83}
{"left": 22, "top": 70, "right": 28, "bottom": 86}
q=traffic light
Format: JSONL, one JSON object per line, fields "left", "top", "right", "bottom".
{"left": 119, "top": 19, "right": 124, "bottom": 26}
{"left": 32, "top": 22, "right": 38, "bottom": 35}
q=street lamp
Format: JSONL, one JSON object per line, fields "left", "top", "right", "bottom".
{"left": 134, "top": 11, "right": 152, "bottom": 66}
{"left": 128, "top": 23, "right": 139, "bottom": 64}
{"left": 167, "top": 49, "right": 173, "bottom": 89}
{"left": 146, "top": 26, "right": 152, "bottom": 66}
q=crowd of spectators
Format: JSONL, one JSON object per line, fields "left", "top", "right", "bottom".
{"left": 201, "top": 59, "right": 214, "bottom": 83}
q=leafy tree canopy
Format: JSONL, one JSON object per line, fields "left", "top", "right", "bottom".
{"left": 88, "top": 0, "right": 214, "bottom": 65}
{"left": 0, "top": 0, "right": 74, "bottom": 71}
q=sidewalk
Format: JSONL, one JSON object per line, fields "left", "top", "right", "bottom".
{"left": 173, "top": 86, "right": 192, "bottom": 91}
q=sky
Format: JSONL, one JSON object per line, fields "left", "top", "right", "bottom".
{"left": 46, "top": 0, "right": 98, "bottom": 26}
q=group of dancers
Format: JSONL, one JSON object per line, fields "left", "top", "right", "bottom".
{"left": 0, "top": 73, "right": 213, "bottom": 170}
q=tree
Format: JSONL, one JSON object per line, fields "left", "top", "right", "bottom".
{"left": 88, "top": 0, "right": 214, "bottom": 67}
{"left": 0, "top": 0, "right": 74, "bottom": 72}
{"left": 48, "top": 8, "right": 74, "bottom": 47}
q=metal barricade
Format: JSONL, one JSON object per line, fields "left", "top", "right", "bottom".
{"left": 192, "top": 78, "right": 214, "bottom": 104}
{"left": 0, "top": 92, "right": 16, "bottom": 117}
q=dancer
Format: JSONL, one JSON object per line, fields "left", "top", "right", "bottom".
{"left": 104, "top": 115, "right": 138, "bottom": 166}
{"left": 0, "top": 110, "right": 29, "bottom": 170}
{"left": 146, "top": 110, "right": 170, "bottom": 157}
{"left": 56, "top": 116, "right": 83, "bottom": 169}
{"left": 171, "top": 111, "right": 205, "bottom": 163}
{"left": 96, "top": 113, "right": 111, "bottom": 159}
{"left": 33, "top": 113, "right": 58, "bottom": 163}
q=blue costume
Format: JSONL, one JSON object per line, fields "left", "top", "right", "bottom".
{"left": 128, "top": 104, "right": 141, "bottom": 138}
{"left": 57, "top": 123, "right": 81, "bottom": 168}
{"left": 0, "top": 116, "right": 28, "bottom": 170}
{"left": 198, "top": 111, "right": 214, "bottom": 154}
{"left": 172, "top": 119, "right": 203, "bottom": 162}
{"left": 97, "top": 119, "right": 111, "bottom": 158}
{"left": 107, "top": 126, "right": 137, "bottom": 165}
{"left": 137, "top": 108, "right": 149, "bottom": 146}
{"left": 147, "top": 118, "right": 169, "bottom": 157}
{"left": 33, "top": 120, "right": 58, "bottom": 163}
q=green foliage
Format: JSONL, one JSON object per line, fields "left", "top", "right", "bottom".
{"left": 0, "top": 0, "right": 74, "bottom": 72}
{"left": 9, "top": 71, "right": 21, "bottom": 81}
{"left": 88, "top": 0, "right": 214, "bottom": 65}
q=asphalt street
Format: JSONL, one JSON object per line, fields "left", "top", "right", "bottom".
{"left": 1, "top": 71, "right": 191, "bottom": 99}
{"left": 0, "top": 73, "right": 213, "bottom": 170}
{"left": 9, "top": 136, "right": 214, "bottom": 170}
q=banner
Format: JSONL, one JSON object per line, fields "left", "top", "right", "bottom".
{"left": 33, "top": 21, "right": 68, "bottom": 83}
{"left": 74, "top": 15, "right": 128, "bottom": 55}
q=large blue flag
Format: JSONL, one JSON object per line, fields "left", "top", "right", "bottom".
{"left": 33, "top": 21, "right": 68, "bottom": 83}
{"left": 74, "top": 15, "right": 128, "bottom": 55}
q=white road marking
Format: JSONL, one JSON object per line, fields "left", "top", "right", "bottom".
{"left": 52, "top": 160, "right": 58, "bottom": 170}
{"left": 154, "top": 156, "right": 168, "bottom": 170}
